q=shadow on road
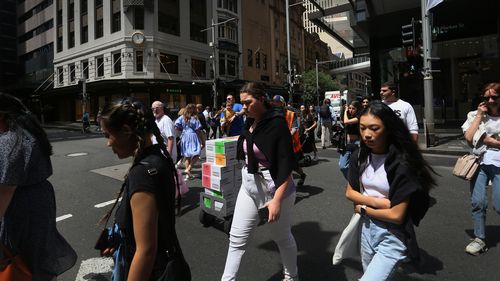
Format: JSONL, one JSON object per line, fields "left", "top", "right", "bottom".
{"left": 178, "top": 186, "right": 203, "bottom": 216}
{"left": 295, "top": 185, "right": 324, "bottom": 205}
{"left": 258, "top": 221, "right": 350, "bottom": 281}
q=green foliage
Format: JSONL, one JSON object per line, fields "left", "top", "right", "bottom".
{"left": 299, "top": 70, "right": 339, "bottom": 105}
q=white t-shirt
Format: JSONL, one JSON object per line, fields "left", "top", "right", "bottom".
{"left": 153, "top": 115, "right": 177, "bottom": 161}
{"left": 482, "top": 116, "right": 500, "bottom": 167}
{"left": 361, "top": 153, "right": 390, "bottom": 199}
{"left": 384, "top": 99, "right": 419, "bottom": 135}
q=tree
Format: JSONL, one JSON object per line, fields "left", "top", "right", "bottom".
{"left": 299, "top": 69, "right": 340, "bottom": 105}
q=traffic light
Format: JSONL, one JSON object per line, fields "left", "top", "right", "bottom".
{"left": 401, "top": 20, "right": 416, "bottom": 49}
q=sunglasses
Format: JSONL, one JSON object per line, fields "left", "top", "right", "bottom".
{"left": 483, "top": 95, "right": 500, "bottom": 102}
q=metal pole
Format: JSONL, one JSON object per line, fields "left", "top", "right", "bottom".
{"left": 315, "top": 59, "right": 319, "bottom": 106}
{"left": 421, "top": 0, "right": 435, "bottom": 146}
{"left": 286, "top": 0, "right": 293, "bottom": 104}
{"left": 212, "top": 18, "right": 217, "bottom": 109}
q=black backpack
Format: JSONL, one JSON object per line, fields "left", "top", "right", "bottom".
{"left": 319, "top": 105, "right": 331, "bottom": 119}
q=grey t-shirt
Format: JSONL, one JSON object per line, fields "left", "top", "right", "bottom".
{"left": 0, "top": 128, "right": 76, "bottom": 280}
{"left": 0, "top": 128, "right": 52, "bottom": 185}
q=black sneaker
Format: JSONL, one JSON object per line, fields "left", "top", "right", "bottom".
{"left": 297, "top": 173, "right": 307, "bottom": 186}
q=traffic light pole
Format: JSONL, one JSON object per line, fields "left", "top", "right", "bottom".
{"left": 421, "top": 0, "right": 435, "bottom": 147}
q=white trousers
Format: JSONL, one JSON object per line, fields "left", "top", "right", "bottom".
{"left": 221, "top": 167, "right": 298, "bottom": 280}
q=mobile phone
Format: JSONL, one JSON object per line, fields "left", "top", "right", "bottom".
{"left": 258, "top": 207, "right": 269, "bottom": 224}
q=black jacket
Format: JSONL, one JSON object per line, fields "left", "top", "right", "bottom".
{"left": 237, "top": 107, "right": 297, "bottom": 188}
{"left": 348, "top": 145, "right": 431, "bottom": 262}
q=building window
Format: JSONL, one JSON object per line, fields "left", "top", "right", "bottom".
{"left": 159, "top": 53, "right": 178, "bottom": 74}
{"left": 81, "top": 0, "right": 88, "bottom": 44}
{"left": 247, "top": 49, "right": 253, "bottom": 67}
{"left": 96, "top": 56, "right": 104, "bottom": 77}
{"left": 263, "top": 54, "right": 267, "bottom": 70}
{"left": 112, "top": 52, "right": 121, "bottom": 74}
{"left": 82, "top": 60, "right": 89, "bottom": 79}
{"left": 135, "top": 51, "right": 144, "bottom": 72}
{"left": 217, "top": 0, "right": 237, "bottom": 13}
{"left": 58, "top": 66, "right": 64, "bottom": 85}
{"left": 190, "top": 0, "right": 207, "bottom": 43}
{"left": 95, "top": 0, "right": 103, "bottom": 38}
{"left": 158, "top": 0, "right": 180, "bottom": 36}
{"left": 191, "top": 59, "right": 206, "bottom": 78}
{"left": 111, "top": 0, "right": 121, "bottom": 33}
{"left": 67, "top": 0, "right": 75, "bottom": 48}
{"left": 227, "top": 55, "right": 237, "bottom": 76}
{"left": 219, "top": 53, "right": 237, "bottom": 76}
{"left": 133, "top": 6, "right": 144, "bottom": 30}
{"left": 256, "top": 52, "right": 260, "bottom": 69}
{"left": 69, "top": 63, "right": 76, "bottom": 82}
{"left": 57, "top": 0, "right": 63, "bottom": 52}
{"left": 218, "top": 21, "right": 237, "bottom": 42}
{"left": 276, "top": 59, "right": 279, "bottom": 74}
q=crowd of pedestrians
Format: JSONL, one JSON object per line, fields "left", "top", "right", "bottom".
{"left": 1, "top": 79, "right": 499, "bottom": 281}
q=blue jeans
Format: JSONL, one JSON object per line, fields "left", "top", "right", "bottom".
{"left": 470, "top": 164, "right": 500, "bottom": 240}
{"left": 360, "top": 217, "right": 407, "bottom": 281}
{"left": 339, "top": 140, "right": 360, "bottom": 179}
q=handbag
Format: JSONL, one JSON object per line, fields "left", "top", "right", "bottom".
{"left": 332, "top": 213, "right": 362, "bottom": 265}
{"left": 452, "top": 154, "right": 480, "bottom": 180}
{"left": 332, "top": 179, "right": 363, "bottom": 265}
{"left": 0, "top": 242, "right": 32, "bottom": 281}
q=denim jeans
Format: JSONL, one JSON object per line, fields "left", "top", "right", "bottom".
{"left": 339, "top": 140, "right": 360, "bottom": 180}
{"left": 469, "top": 164, "right": 500, "bottom": 240}
{"left": 360, "top": 217, "right": 407, "bottom": 281}
{"left": 221, "top": 167, "right": 297, "bottom": 281}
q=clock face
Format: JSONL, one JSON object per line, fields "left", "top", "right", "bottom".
{"left": 132, "top": 32, "right": 145, "bottom": 46}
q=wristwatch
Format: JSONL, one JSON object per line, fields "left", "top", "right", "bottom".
{"left": 360, "top": 205, "right": 367, "bottom": 216}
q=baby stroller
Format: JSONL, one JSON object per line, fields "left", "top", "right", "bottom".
{"left": 298, "top": 130, "right": 315, "bottom": 166}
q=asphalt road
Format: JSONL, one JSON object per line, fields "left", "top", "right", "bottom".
{"left": 46, "top": 131, "right": 500, "bottom": 281}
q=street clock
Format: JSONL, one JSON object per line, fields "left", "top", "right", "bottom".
{"left": 131, "top": 31, "right": 146, "bottom": 46}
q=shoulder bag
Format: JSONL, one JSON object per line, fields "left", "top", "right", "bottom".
{"left": 0, "top": 242, "right": 32, "bottom": 281}
{"left": 452, "top": 154, "right": 480, "bottom": 180}
{"left": 332, "top": 182, "right": 364, "bottom": 265}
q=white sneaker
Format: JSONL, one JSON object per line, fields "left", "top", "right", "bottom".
{"left": 282, "top": 275, "right": 299, "bottom": 281}
{"left": 465, "top": 238, "right": 488, "bottom": 255}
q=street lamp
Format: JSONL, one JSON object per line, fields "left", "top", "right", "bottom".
{"left": 315, "top": 58, "right": 337, "bottom": 106}
{"left": 200, "top": 17, "right": 238, "bottom": 108}
{"left": 285, "top": 1, "right": 307, "bottom": 104}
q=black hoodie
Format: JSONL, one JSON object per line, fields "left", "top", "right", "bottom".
{"left": 236, "top": 107, "right": 297, "bottom": 188}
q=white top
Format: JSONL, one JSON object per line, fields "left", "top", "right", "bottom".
{"left": 482, "top": 116, "right": 500, "bottom": 167}
{"left": 152, "top": 114, "right": 177, "bottom": 161}
{"left": 361, "top": 153, "right": 390, "bottom": 199}
{"left": 384, "top": 99, "right": 419, "bottom": 135}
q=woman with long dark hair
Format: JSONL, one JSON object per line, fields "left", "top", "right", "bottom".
{"left": 221, "top": 82, "right": 299, "bottom": 281}
{"left": 99, "top": 97, "right": 190, "bottom": 280}
{"left": 462, "top": 83, "right": 500, "bottom": 255}
{"left": 345, "top": 100, "right": 436, "bottom": 280}
{"left": 339, "top": 100, "right": 362, "bottom": 179}
{"left": 0, "top": 93, "right": 77, "bottom": 281}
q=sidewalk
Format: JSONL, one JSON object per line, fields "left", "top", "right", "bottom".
{"left": 42, "top": 121, "right": 469, "bottom": 156}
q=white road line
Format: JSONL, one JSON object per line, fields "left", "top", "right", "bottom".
{"left": 94, "top": 198, "right": 122, "bottom": 208}
{"left": 56, "top": 214, "right": 73, "bottom": 222}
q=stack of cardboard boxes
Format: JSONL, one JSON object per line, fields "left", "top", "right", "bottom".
{"left": 200, "top": 137, "right": 242, "bottom": 217}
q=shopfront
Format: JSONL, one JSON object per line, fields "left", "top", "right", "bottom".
{"left": 357, "top": 0, "right": 500, "bottom": 125}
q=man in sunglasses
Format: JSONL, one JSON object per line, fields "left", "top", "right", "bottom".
{"left": 380, "top": 81, "right": 419, "bottom": 142}
{"left": 223, "top": 94, "right": 245, "bottom": 136}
